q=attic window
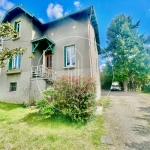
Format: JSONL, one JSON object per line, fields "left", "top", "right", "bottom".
{"left": 14, "top": 20, "right": 21, "bottom": 38}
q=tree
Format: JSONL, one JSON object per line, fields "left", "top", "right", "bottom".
{"left": 104, "top": 14, "right": 150, "bottom": 91}
{"left": 0, "top": 22, "right": 26, "bottom": 68}
{"left": 101, "top": 63, "right": 113, "bottom": 90}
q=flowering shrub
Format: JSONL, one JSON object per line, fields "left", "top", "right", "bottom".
{"left": 37, "top": 75, "right": 96, "bottom": 122}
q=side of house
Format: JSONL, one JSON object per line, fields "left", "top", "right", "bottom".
{"left": 0, "top": 5, "right": 101, "bottom": 104}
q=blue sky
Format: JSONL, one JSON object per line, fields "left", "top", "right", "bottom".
{"left": 0, "top": 0, "right": 150, "bottom": 48}
{"left": 0, "top": 0, "right": 150, "bottom": 66}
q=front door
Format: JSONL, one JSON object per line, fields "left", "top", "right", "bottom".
{"left": 45, "top": 54, "right": 52, "bottom": 70}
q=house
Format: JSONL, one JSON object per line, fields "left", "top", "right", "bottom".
{"left": 0, "top": 5, "right": 101, "bottom": 104}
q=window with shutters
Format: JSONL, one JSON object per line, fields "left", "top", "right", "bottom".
{"left": 13, "top": 20, "right": 21, "bottom": 38}
{"left": 64, "top": 45, "right": 75, "bottom": 67}
{"left": 8, "top": 53, "right": 21, "bottom": 70}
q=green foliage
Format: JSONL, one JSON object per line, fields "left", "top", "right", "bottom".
{"left": 0, "top": 101, "right": 107, "bottom": 149}
{"left": 101, "top": 63, "right": 113, "bottom": 90}
{"left": 142, "top": 83, "right": 150, "bottom": 93}
{"left": 37, "top": 75, "right": 97, "bottom": 122}
{"left": 103, "top": 14, "right": 150, "bottom": 90}
{"left": 0, "top": 22, "right": 27, "bottom": 68}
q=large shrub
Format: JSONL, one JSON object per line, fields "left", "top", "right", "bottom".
{"left": 37, "top": 75, "right": 96, "bottom": 122}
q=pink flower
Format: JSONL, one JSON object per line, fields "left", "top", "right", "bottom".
{"left": 47, "top": 95, "right": 51, "bottom": 99}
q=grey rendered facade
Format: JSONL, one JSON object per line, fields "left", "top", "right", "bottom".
{"left": 0, "top": 5, "right": 101, "bottom": 104}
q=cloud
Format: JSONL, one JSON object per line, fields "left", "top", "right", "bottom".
{"left": 38, "top": 18, "right": 45, "bottom": 23}
{"left": 46, "top": 3, "right": 63, "bottom": 19}
{"left": 0, "top": 9, "right": 5, "bottom": 19}
{"left": 0, "top": 0, "right": 14, "bottom": 10}
{"left": 64, "top": 11, "right": 69, "bottom": 15}
{"left": 0, "top": 0, "right": 14, "bottom": 19}
{"left": 100, "top": 63, "right": 106, "bottom": 71}
{"left": 74, "top": 1, "right": 82, "bottom": 10}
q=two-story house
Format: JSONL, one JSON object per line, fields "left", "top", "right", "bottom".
{"left": 0, "top": 5, "right": 101, "bottom": 104}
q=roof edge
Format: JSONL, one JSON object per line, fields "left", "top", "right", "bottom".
{"left": 1, "top": 4, "right": 35, "bottom": 23}
{"left": 43, "top": 5, "right": 94, "bottom": 25}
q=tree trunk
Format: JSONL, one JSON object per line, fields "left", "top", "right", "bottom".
{"left": 124, "top": 80, "right": 128, "bottom": 92}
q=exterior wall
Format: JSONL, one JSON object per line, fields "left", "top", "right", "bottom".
{"left": 44, "top": 15, "right": 91, "bottom": 74}
{"left": 32, "top": 47, "right": 43, "bottom": 66}
{"left": 0, "top": 71, "right": 31, "bottom": 104}
{"left": 32, "top": 24, "right": 42, "bottom": 40}
{"left": 0, "top": 12, "right": 33, "bottom": 104}
{"left": 30, "top": 79, "right": 47, "bottom": 102}
{"left": 88, "top": 21, "right": 101, "bottom": 100}
{"left": 0, "top": 9, "right": 101, "bottom": 104}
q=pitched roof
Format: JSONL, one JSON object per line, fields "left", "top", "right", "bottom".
{"left": 1, "top": 5, "right": 100, "bottom": 54}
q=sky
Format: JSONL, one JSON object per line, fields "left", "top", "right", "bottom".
{"left": 0, "top": 0, "right": 150, "bottom": 65}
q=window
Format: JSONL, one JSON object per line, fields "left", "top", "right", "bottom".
{"left": 14, "top": 21, "right": 21, "bottom": 37}
{"left": 9, "top": 82, "right": 17, "bottom": 91}
{"left": 8, "top": 53, "right": 21, "bottom": 70}
{"left": 64, "top": 45, "right": 75, "bottom": 67}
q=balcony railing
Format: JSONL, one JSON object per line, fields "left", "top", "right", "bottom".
{"left": 31, "top": 65, "right": 57, "bottom": 81}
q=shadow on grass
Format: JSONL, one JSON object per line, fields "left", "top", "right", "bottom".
{"left": 125, "top": 141, "right": 150, "bottom": 150}
{"left": 20, "top": 111, "right": 87, "bottom": 128}
{"left": 0, "top": 101, "right": 26, "bottom": 111}
{"left": 132, "top": 124, "right": 150, "bottom": 136}
{"left": 135, "top": 115, "right": 150, "bottom": 125}
{"left": 138, "top": 106, "right": 150, "bottom": 114}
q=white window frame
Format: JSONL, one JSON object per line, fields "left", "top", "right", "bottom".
{"left": 65, "top": 45, "right": 76, "bottom": 67}
{"left": 16, "top": 21, "right": 21, "bottom": 37}
{"left": 12, "top": 54, "right": 20, "bottom": 69}
{"left": 14, "top": 20, "right": 21, "bottom": 38}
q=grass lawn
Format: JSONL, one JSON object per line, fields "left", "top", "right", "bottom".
{"left": 0, "top": 98, "right": 109, "bottom": 150}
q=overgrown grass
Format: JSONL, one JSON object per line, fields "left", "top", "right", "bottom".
{"left": 0, "top": 100, "right": 109, "bottom": 150}
{"left": 97, "top": 96, "right": 110, "bottom": 109}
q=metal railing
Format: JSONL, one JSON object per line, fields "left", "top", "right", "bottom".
{"left": 31, "top": 65, "right": 57, "bottom": 81}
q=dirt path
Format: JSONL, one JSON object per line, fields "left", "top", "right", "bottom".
{"left": 102, "top": 91, "right": 150, "bottom": 150}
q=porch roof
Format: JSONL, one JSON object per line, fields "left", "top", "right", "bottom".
{"left": 31, "top": 35, "right": 55, "bottom": 53}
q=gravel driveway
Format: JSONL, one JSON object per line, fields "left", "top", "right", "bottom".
{"left": 102, "top": 91, "right": 150, "bottom": 150}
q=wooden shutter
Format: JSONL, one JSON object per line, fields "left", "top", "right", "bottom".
{"left": 8, "top": 58, "right": 12, "bottom": 70}
{"left": 14, "top": 22, "right": 17, "bottom": 30}
{"left": 64, "top": 47, "right": 66, "bottom": 67}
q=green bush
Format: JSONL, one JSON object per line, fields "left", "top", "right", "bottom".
{"left": 37, "top": 75, "right": 96, "bottom": 122}
{"left": 142, "top": 83, "right": 150, "bottom": 93}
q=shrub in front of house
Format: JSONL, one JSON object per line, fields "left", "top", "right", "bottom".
{"left": 37, "top": 75, "right": 96, "bottom": 122}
